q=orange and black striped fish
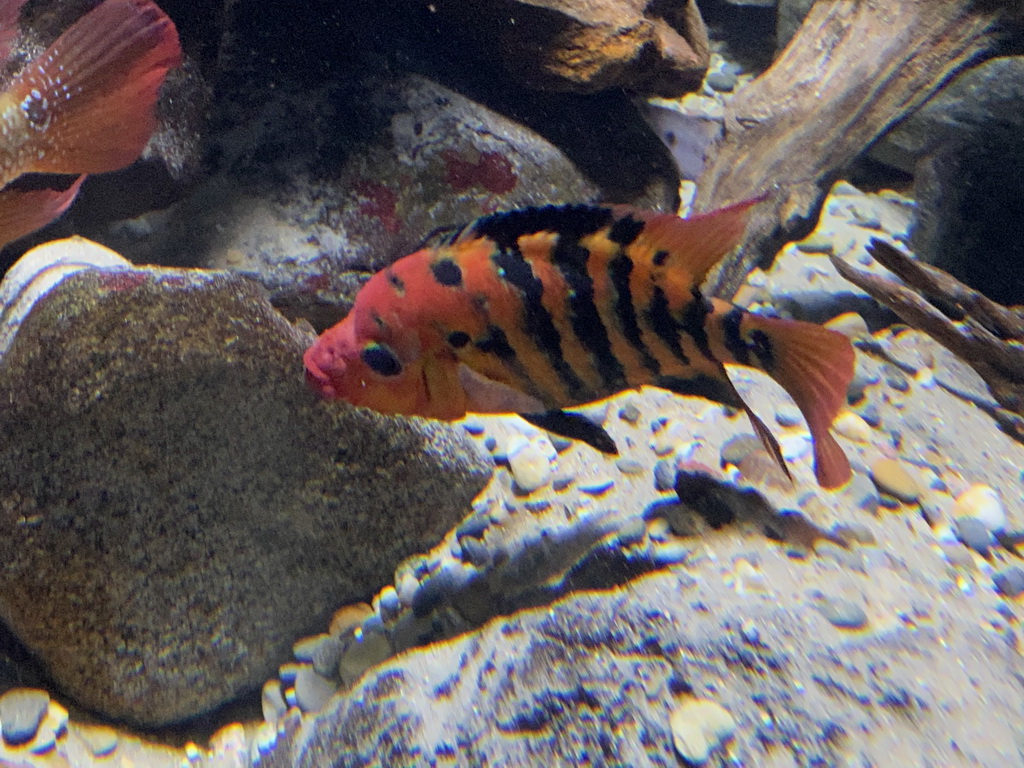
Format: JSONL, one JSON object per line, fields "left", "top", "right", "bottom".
{"left": 304, "top": 198, "right": 855, "bottom": 488}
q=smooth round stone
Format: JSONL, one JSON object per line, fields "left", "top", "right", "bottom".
{"left": 460, "top": 536, "right": 491, "bottom": 567}
{"left": 615, "top": 457, "right": 646, "bottom": 476}
{"left": 794, "top": 232, "right": 834, "bottom": 254}
{"left": 618, "top": 402, "right": 642, "bottom": 424}
{"left": 654, "top": 460, "right": 677, "bottom": 492}
{"left": 994, "top": 567, "right": 1024, "bottom": 598}
{"left": 833, "top": 411, "right": 872, "bottom": 443}
{"left": 261, "top": 679, "right": 287, "bottom": 723}
{"left": 339, "top": 629, "right": 393, "bottom": 688}
{"left": 506, "top": 436, "right": 553, "bottom": 493}
{"left": 856, "top": 401, "right": 882, "bottom": 427}
{"left": 579, "top": 475, "right": 615, "bottom": 495}
{"left": 552, "top": 472, "right": 575, "bottom": 491}
{"left": 462, "top": 419, "right": 485, "bottom": 436}
{"left": 870, "top": 458, "right": 922, "bottom": 504}
{"left": 311, "top": 634, "right": 344, "bottom": 679}
{"left": 825, "top": 312, "right": 870, "bottom": 339}
{"left": 292, "top": 633, "right": 330, "bottom": 663}
{"left": 616, "top": 517, "right": 647, "bottom": 546}
{"left": 779, "top": 433, "right": 811, "bottom": 461}
{"left": 774, "top": 403, "right": 802, "bottom": 428}
{"left": 411, "top": 561, "right": 467, "bottom": 617}
{"left": 952, "top": 484, "right": 1006, "bottom": 532}
{"left": 706, "top": 70, "right": 737, "bottom": 92}
{"left": 456, "top": 513, "right": 489, "bottom": 540}
{"left": 809, "top": 592, "right": 868, "bottom": 629}
{"left": 395, "top": 569, "right": 420, "bottom": 608}
{"left": 736, "top": 451, "right": 789, "bottom": 490}
{"left": 0, "top": 688, "right": 50, "bottom": 746}
{"left": 78, "top": 725, "right": 118, "bottom": 757}
{"left": 720, "top": 434, "right": 761, "bottom": 467}
{"left": 294, "top": 665, "right": 337, "bottom": 713}
{"left": 670, "top": 698, "right": 737, "bottom": 764}
{"left": 377, "top": 586, "right": 401, "bottom": 622}
{"left": 329, "top": 603, "right": 373, "bottom": 638}
{"left": 883, "top": 365, "right": 910, "bottom": 392}
{"left": 254, "top": 721, "right": 278, "bottom": 755}
{"left": 954, "top": 516, "right": 994, "bottom": 556}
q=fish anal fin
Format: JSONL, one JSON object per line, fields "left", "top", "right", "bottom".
{"left": 457, "top": 363, "right": 546, "bottom": 415}
{"left": 13, "top": 0, "right": 182, "bottom": 176}
{"left": 0, "top": 175, "right": 84, "bottom": 249}
{"left": 615, "top": 195, "right": 766, "bottom": 284}
{"left": 521, "top": 410, "right": 619, "bottom": 455}
{"left": 740, "top": 313, "right": 855, "bottom": 489}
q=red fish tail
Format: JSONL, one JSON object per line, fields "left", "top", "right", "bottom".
{"left": 11, "top": 0, "right": 182, "bottom": 176}
{"left": 0, "top": 176, "right": 84, "bottom": 248}
{"left": 738, "top": 313, "right": 854, "bottom": 489}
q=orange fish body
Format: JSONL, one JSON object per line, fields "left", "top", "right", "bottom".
{"left": 0, "top": 0, "right": 181, "bottom": 247}
{"left": 305, "top": 200, "right": 855, "bottom": 488}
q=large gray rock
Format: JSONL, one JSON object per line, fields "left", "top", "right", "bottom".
{"left": 0, "top": 265, "right": 491, "bottom": 726}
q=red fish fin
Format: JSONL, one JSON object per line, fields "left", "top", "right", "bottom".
{"left": 457, "top": 363, "right": 546, "bottom": 415}
{"left": 617, "top": 195, "right": 765, "bottom": 283}
{"left": 742, "top": 314, "right": 854, "bottom": 489}
{"left": 11, "top": 0, "right": 182, "bottom": 176}
{"left": 0, "top": 0, "right": 27, "bottom": 61}
{"left": 0, "top": 175, "right": 84, "bottom": 249}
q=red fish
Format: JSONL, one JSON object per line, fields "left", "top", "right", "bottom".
{"left": 305, "top": 199, "right": 855, "bottom": 488}
{"left": 0, "top": 0, "right": 181, "bottom": 248}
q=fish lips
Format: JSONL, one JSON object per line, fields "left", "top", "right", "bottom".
{"left": 303, "top": 342, "right": 342, "bottom": 399}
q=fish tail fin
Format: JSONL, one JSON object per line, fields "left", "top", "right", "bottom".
{"left": 10, "top": 0, "right": 182, "bottom": 176}
{"left": 739, "top": 313, "right": 854, "bottom": 489}
{"left": 0, "top": 176, "right": 84, "bottom": 248}
{"left": 615, "top": 194, "right": 765, "bottom": 284}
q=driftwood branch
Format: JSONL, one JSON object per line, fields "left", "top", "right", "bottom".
{"left": 832, "top": 239, "right": 1024, "bottom": 438}
{"left": 695, "top": 0, "right": 1006, "bottom": 299}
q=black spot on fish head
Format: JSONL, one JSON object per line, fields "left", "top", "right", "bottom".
{"left": 431, "top": 258, "right": 463, "bottom": 287}
{"left": 361, "top": 342, "right": 403, "bottom": 377}
{"left": 447, "top": 330, "right": 471, "bottom": 349}
{"left": 386, "top": 269, "right": 405, "bottom": 296}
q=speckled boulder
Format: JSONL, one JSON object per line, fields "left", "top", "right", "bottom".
{"left": 0, "top": 267, "right": 491, "bottom": 727}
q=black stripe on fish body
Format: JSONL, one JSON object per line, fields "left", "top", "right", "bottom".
{"left": 608, "top": 253, "right": 661, "bottom": 376}
{"left": 653, "top": 250, "right": 669, "bottom": 267}
{"left": 431, "top": 257, "right": 463, "bottom": 287}
{"left": 607, "top": 214, "right": 645, "bottom": 246}
{"left": 552, "top": 235, "right": 627, "bottom": 393}
{"left": 656, "top": 374, "right": 743, "bottom": 409}
{"left": 470, "top": 205, "right": 614, "bottom": 252}
{"left": 491, "top": 247, "right": 591, "bottom": 401}
{"left": 679, "top": 288, "right": 714, "bottom": 360}
{"left": 748, "top": 329, "right": 775, "bottom": 372}
{"left": 721, "top": 306, "right": 750, "bottom": 366}
{"left": 646, "top": 286, "right": 690, "bottom": 365}
{"left": 474, "top": 324, "right": 548, "bottom": 401}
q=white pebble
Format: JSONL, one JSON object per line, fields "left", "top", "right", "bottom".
{"left": 779, "top": 433, "right": 811, "bottom": 461}
{"left": 670, "top": 698, "right": 736, "bottom": 764}
{"left": 506, "top": 436, "right": 553, "bottom": 493}
{"left": 952, "top": 484, "right": 1006, "bottom": 533}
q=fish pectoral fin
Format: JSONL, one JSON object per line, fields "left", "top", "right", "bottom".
{"left": 521, "top": 411, "right": 619, "bottom": 455}
{"left": 457, "top": 364, "right": 546, "bottom": 415}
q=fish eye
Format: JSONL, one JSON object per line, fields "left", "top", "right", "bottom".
{"left": 361, "top": 343, "right": 403, "bottom": 377}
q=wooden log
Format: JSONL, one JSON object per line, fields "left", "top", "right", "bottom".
{"left": 695, "top": 0, "right": 1006, "bottom": 298}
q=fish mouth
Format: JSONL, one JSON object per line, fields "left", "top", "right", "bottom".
{"left": 303, "top": 345, "right": 339, "bottom": 399}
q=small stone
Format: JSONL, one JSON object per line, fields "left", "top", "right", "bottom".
{"left": 395, "top": 569, "right": 420, "bottom": 608}
{"left": 952, "top": 484, "right": 1006, "bottom": 533}
{"left": 460, "top": 536, "right": 491, "bottom": 567}
{"left": 339, "top": 629, "right": 393, "bottom": 687}
{"left": 779, "top": 433, "right": 811, "bottom": 461}
{"left": 506, "top": 435, "right": 553, "bottom": 493}
{"left": 652, "top": 541, "right": 691, "bottom": 565}
{"left": 706, "top": 70, "right": 737, "bottom": 92}
{"left": 809, "top": 592, "right": 868, "bottom": 629}
{"left": 377, "top": 586, "right": 401, "bottom": 622}
{"left": 456, "top": 513, "right": 490, "bottom": 540}
{"left": 736, "top": 450, "right": 789, "bottom": 490}
{"left": 654, "top": 460, "right": 677, "bottom": 492}
{"left": 825, "top": 312, "right": 870, "bottom": 339}
{"left": 615, "top": 457, "right": 646, "bottom": 476}
{"left": 618, "top": 403, "right": 642, "bottom": 424}
{"left": 261, "top": 680, "right": 287, "bottom": 723}
{"left": 954, "top": 516, "right": 994, "bottom": 556}
{"left": 720, "top": 434, "right": 761, "bottom": 467}
{"left": 883, "top": 364, "right": 910, "bottom": 392}
{"left": 870, "top": 458, "right": 922, "bottom": 504}
{"left": 552, "top": 472, "right": 575, "bottom": 491}
{"left": 0, "top": 688, "right": 49, "bottom": 746}
{"left": 616, "top": 517, "right": 647, "bottom": 546}
{"left": 78, "top": 725, "right": 118, "bottom": 757}
{"left": 856, "top": 401, "right": 882, "bottom": 427}
{"left": 993, "top": 567, "right": 1024, "bottom": 598}
{"left": 329, "top": 603, "right": 373, "bottom": 638}
{"left": 311, "top": 634, "right": 344, "bottom": 679}
{"left": 774, "top": 403, "right": 802, "bottom": 428}
{"left": 579, "top": 475, "right": 615, "bottom": 495}
{"left": 831, "top": 521, "right": 877, "bottom": 546}
{"left": 254, "top": 721, "right": 278, "bottom": 755}
{"left": 833, "top": 411, "right": 872, "bottom": 443}
{"left": 292, "top": 633, "right": 330, "bottom": 663}
{"left": 847, "top": 368, "right": 877, "bottom": 403}
{"left": 462, "top": 419, "right": 485, "bottom": 436}
{"left": 30, "top": 702, "right": 66, "bottom": 755}
{"left": 794, "top": 232, "right": 834, "bottom": 254}
{"left": 294, "top": 665, "right": 338, "bottom": 713}
{"left": 669, "top": 698, "right": 737, "bottom": 764}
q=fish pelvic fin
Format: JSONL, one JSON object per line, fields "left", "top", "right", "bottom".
{"left": 11, "top": 0, "right": 182, "bottom": 176}
{"left": 739, "top": 313, "right": 854, "bottom": 489}
{"left": 0, "top": 175, "right": 84, "bottom": 249}
{"left": 615, "top": 195, "right": 765, "bottom": 285}
{"left": 521, "top": 410, "right": 618, "bottom": 455}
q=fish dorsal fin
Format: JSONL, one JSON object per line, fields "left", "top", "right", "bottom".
{"left": 614, "top": 195, "right": 765, "bottom": 284}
